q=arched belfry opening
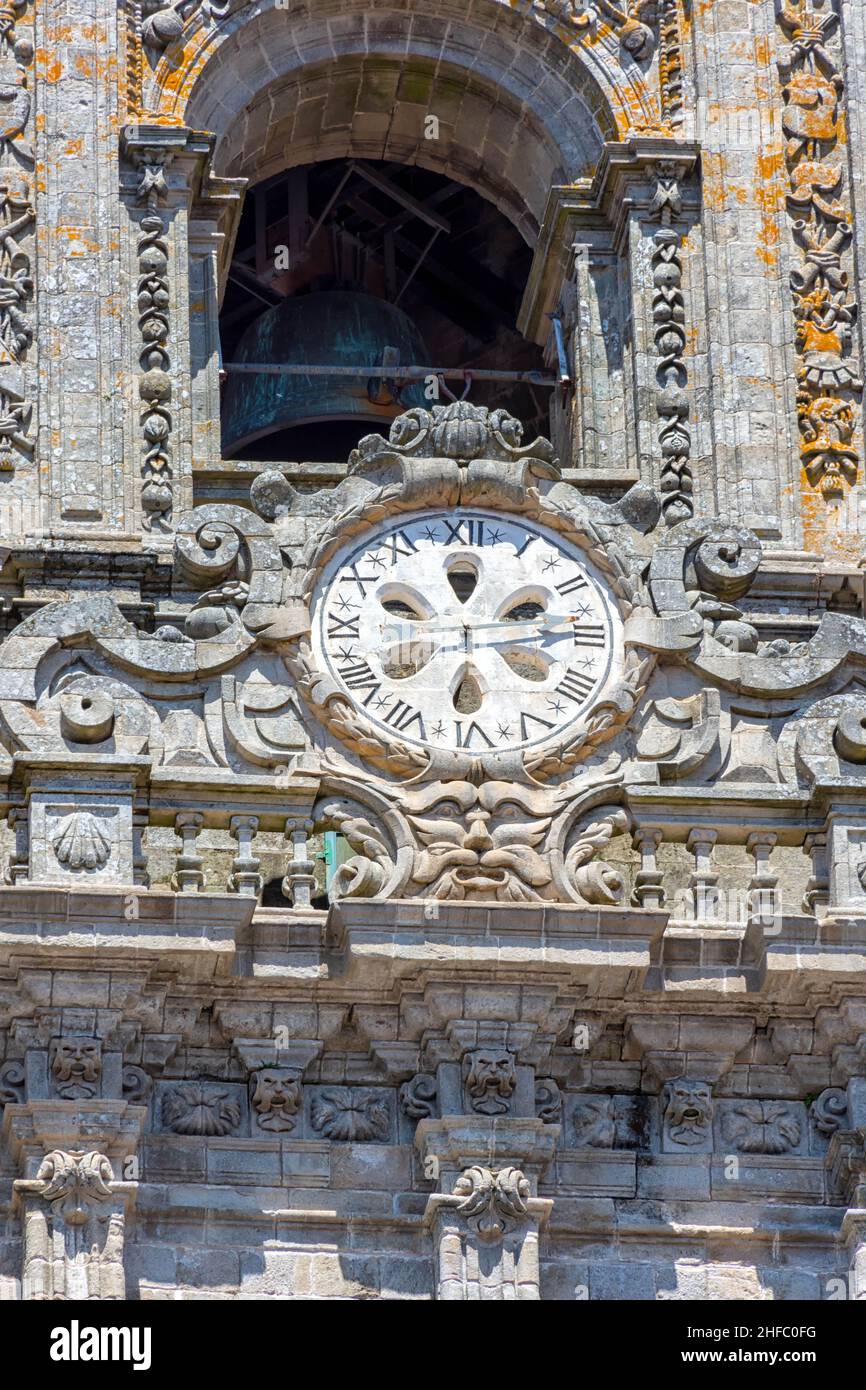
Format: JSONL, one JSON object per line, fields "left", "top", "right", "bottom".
{"left": 168, "top": 22, "right": 617, "bottom": 483}
{"left": 218, "top": 159, "right": 549, "bottom": 463}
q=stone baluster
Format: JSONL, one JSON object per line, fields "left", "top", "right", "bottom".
{"left": 5, "top": 806, "right": 28, "bottom": 884}
{"left": 229, "top": 815, "right": 262, "bottom": 897}
{"left": 686, "top": 828, "right": 718, "bottom": 922}
{"left": 132, "top": 803, "right": 149, "bottom": 887}
{"left": 632, "top": 826, "right": 665, "bottom": 909}
{"left": 173, "top": 812, "right": 204, "bottom": 893}
{"left": 747, "top": 831, "right": 779, "bottom": 930}
{"left": 282, "top": 818, "right": 317, "bottom": 908}
{"left": 803, "top": 832, "right": 830, "bottom": 915}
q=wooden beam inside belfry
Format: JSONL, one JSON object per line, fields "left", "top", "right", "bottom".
{"left": 254, "top": 186, "right": 268, "bottom": 278}
{"left": 383, "top": 230, "right": 397, "bottom": 299}
{"left": 369, "top": 181, "right": 461, "bottom": 245}
{"left": 343, "top": 192, "right": 509, "bottom": 325}
{"left": 228, "top": 260, "right": 285, "bottom": 306}
{"left": 304, "top": 167, "right": 356, "bottom": 250}
{"left": 395, "top": 227, "right": 440, "bottom": 306}
{"left": 348, "top": 161, "right": 452, "bottom": 234}
{"left": 287, "top": 168, "right": 308, "bottom": 263}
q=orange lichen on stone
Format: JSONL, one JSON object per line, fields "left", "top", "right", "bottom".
{"left": 753, "top": 150, "right": 785, "bottom": 268}
{"left": 799, "top": 466, "right": 863, "bottom": 562}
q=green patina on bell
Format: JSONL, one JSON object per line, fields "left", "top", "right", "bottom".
{"left": 221, "top": 290, "right": 429, "bottom": 456}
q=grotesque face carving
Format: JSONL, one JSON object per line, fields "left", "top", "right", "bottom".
{"left": 662, "top": 1077, "right": 713, "bottom": 1147}
{"left": 49, "top": 1037, "right": 101, "bottom": 1099}
{"left": 249, "top": 1068, "right": 302, "bottom": 1132}
{"left": 407, "top": 780, "right": 555, "bottom": 903}
{"left": 464, "top": 1047, "right": 516, "bottom": 1115}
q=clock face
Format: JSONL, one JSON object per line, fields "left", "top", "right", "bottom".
{"left": 311, "top": 509, "right": 623, "bottom": 753}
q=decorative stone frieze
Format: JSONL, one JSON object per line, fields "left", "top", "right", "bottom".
{"left": 0, "top": 0, "right": 34, "bottom": 474}
{"left": 776, "top": 0, "right": 863, "bottom": 499}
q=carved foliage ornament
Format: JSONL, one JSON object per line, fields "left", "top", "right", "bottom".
{"left": 310, "top": 1087, "right": 390, "bottom": 1142}
{"left": 649, "top": 162, "right": 692, "bottom": 523}
{"left": 130, "top": 145, "right": 174, "bottom": 532}
{"left": 162, "top": 1082, "right": 241, "bottom": 1136}
{"left": 0, "top": 0, "right": 34, "bottom": 469}
{"left": 776, "top": 0, "right": 863, "bottom": 497}
{"left": 573, "top": 1096, "right": 616, "bottom": 1148}
{"left": 721, "top": 1100, "right": 802, "bottom": 1155}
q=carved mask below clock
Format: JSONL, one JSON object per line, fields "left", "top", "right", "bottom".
{"left": 309, "top": 509, "right": 624, "bottom": 757}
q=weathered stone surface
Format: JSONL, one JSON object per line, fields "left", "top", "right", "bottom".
{"left": 2, "top": 0, "right": 866, "bottom": 1306}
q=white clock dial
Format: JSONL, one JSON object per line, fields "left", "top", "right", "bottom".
{"left": 311, "top": 509, "right": 623, "bottom": 753}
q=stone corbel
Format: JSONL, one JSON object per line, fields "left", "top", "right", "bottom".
{"left": 624, "top": 1014, "right": 755, "bottom": 1089}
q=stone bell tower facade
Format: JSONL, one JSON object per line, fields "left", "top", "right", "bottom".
{"left": 1, "top": 0, "right": 866, "bottom": 1303}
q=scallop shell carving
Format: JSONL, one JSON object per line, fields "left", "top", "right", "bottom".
{"left": 51, "top": 811, "right": 112, "bottom": 871}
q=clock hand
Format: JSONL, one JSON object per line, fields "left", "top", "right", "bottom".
{"left": 380, "top": 613, "right": 578, "bottom": 636}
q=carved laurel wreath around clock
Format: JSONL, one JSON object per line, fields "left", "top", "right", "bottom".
{"left": 286, "top": 483, "right": 655, "bottom": 782}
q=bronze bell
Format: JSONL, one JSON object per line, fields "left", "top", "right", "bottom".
{"left": 221, "top": 290, "right": 429, "bottom": 456}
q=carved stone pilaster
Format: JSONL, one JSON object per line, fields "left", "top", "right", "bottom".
{"left": 120, "top": 124, "right": 242, "bottom": 535}
{"left": 4, "top": 1099, "right": 145, "bottom": 1301}
{"left": 417, "top": 1116, "right": 556, "bottom": 1301}
{"left": 519, "top": 139, "right": 699, "bottom": 502}
{"left": 775, "top": 0, "right": 863, "bottom": 512}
